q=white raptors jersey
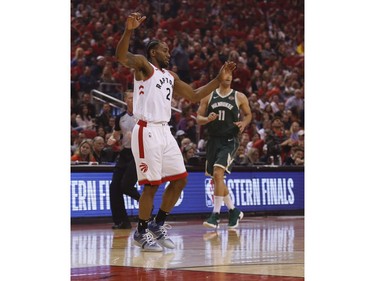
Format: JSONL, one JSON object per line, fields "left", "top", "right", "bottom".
{"left": 133, "top": 63, "right": 174, "bottom": 123}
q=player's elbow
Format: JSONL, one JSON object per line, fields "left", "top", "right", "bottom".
{"left": 116, "top": 55, "right": 129, "bottom": 67}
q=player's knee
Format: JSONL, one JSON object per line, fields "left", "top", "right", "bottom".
{"left": 179, "top": 177, "right": 188, "bottom": 189}
{"left": 172, "top": 177, "right": 187, "bottom": 191}
{"left": 212, "top": 170, "right": 224, "bottom": 182}
{"left": 143, "top": 185, "right": 159, "bottom": 196}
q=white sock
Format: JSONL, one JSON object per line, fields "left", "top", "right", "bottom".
{"left": 223, "top": 194, "right": 235, "bottom": 210}
{"left": 213, "top": 196, "right": 223, "bottom": 213}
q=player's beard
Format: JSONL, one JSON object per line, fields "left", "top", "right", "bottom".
{"left": 157, "top": 57, "right": 168, "bottom": 69}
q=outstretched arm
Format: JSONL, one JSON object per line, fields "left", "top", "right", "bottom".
{"left": 172, "top": 61, "right": 236, "bottom": 103}
{"left": 115, "top": 12, "right": 150, "bottom": 75}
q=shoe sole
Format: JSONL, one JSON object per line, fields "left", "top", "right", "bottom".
{"left": 155, "top": 239, "right": 175, "bottom": 249}
{"left": 228, "top": 211, "right": 244, "bottom": 229}
{"left": 148, "top": 230, "right": 176, "bottom": 249}
{"left": 203, "top": 221, "right": 220, "bottom": 229}
{"left": 133, "top": 240, "right": 163, "bottom": 252}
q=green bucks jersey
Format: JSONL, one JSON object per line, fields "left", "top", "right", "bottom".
{"left": 206, "top": 89, "right": 240, "bottom": 137}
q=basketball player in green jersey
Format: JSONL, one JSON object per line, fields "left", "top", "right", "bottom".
{"left": 197, "top": 74, "right": 252, "bottom": 228}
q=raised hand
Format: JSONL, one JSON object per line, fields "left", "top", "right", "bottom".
{"left": 217, "top": 61, "right": 237, "bottom": 83}
{"left": 126, "top": 12, "right": 146, "bottom": 31}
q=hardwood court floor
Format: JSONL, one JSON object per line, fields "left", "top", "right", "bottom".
{"left": 71, "top": 216, "right": 304, "bottom": 280}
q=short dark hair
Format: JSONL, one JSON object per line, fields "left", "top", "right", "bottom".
{"left": 146, "top": 39, "right": 160, "bottom": 59}
{"left": 271, "top": 116, "right": 281, "bottom": 124}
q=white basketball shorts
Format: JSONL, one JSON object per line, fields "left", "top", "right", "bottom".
{"left": 131, "top": 120, "right": 188, "bottom": 186}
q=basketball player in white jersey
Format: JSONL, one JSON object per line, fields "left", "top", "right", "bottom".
{"left": 116, "top": 12, "right": 236, "bottom": 252}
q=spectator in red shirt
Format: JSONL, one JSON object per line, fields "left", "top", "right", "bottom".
{"left": 232, "top": 57, "right": 252, "bottom": 95}
{"left": 190, "top": 72, "right": 209, "bottom": 89}
{"left": 71, "top": 139, "right": 96, "bottom": 163}
{"left": 208, "top": 51, "right": 222, "bottom": 80}
{"left": 189, "top": 54, "right": 207, "bottom": 82}
{"left": 112, "top": 64, "right": 133, "bottom": 91}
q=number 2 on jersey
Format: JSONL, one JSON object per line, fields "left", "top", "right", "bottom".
{"left": 166, "top": 88, "right": 171, "bottom": 101}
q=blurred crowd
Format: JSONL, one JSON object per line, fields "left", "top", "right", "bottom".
{"left": 71, "top": 0, "right": 304, "bottom": 166}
